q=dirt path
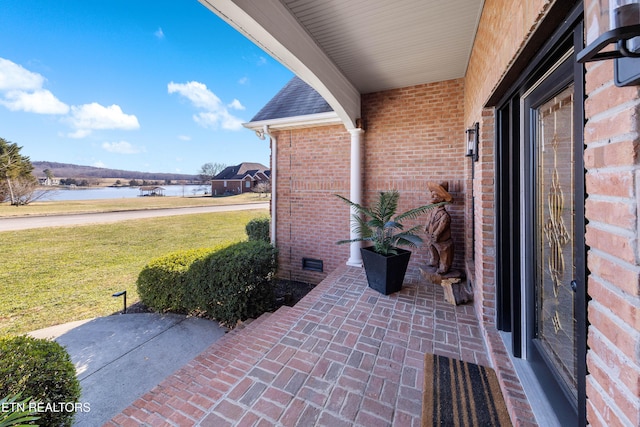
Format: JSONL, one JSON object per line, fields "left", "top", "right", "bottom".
{"left": 0, "top": 202, "right": 269, "bottom": 232}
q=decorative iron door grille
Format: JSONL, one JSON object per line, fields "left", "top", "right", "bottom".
{"left": 533, "top": 84, "right": 578, "bottom": 401}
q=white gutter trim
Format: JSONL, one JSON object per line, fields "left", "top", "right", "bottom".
{"left": 243, "top": 112, "right": 342, "bottom": 132}
{"left": 256, "top": 125, "right": 277, "bottom": 246}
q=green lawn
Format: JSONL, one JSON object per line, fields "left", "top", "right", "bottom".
{"left": 0, "top": 192, "right": 269, "bottom": 217}
{"left": 0, "top": 208, "right": 268, "bottom": 336}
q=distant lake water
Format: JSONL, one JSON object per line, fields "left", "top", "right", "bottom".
{"left": 41, "top": 185, "right": 209, "bottom": 201}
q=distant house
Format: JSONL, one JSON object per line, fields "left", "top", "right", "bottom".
{"left": 211, "top": 162, "right": 270, "bottom": 195}
{"left": 38, "top": 177, "right": 60, "bottom": 186}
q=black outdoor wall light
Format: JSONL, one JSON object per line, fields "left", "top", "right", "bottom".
{"left": 577, "top": 0, "right": 640, "bottom": 86}
{"left": 465, "top": 122, "right": 479, "bottom": 162}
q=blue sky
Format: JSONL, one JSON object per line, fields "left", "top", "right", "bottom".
{"left": 0, "top": 0, "right": 293, "bottom": 174}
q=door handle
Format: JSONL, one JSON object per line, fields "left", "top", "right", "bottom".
{"left": 571, "top": 280, "right": 578, "bottom": 292}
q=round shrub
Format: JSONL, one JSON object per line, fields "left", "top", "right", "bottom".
{"left": 188, "top": 240, "right": 277, "bottom": 327}
{"left": 136, "top": 248, "right": 214, "bottom": 313}
{"left": 245, "top": 217, "right": 270, "bottom": 242}
{"left": 0, "top": 335, "right": 80, "bottom": 427}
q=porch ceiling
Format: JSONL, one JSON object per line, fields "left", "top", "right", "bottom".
{"left": 200, "top": 0, "right": 483, "bottom": 128}
{"left": 280, "top": 0, "right": 483, "bottom": 94}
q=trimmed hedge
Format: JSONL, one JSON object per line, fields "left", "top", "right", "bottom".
{"left": 187, "top": 241, "right": 277, "bottom": 327}
{"left": 136, "top": 248, "right": 214, "bottom": 313}
{"left": 0, "top": 335, "right": 80, "bottom": 427}
{"left": 136, "top": 241, "right": 277, "bottom": 327}
{"left": 245, "top": 217, "right": 270, "bottom": 242}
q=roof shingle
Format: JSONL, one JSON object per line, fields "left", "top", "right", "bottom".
{"left": 251, "top": 76, "right": 333, "bottom": 122}
{"left": 213, "top": 162, "right": 269, "bottom": 180}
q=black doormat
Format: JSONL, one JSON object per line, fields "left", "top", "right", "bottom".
{"left": 422, "top": 353, "right": 512, "bottom": 426}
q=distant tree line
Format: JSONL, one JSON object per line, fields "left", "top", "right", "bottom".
{"left": 32, "top": 161, "right": 199, "bottom": 182}
{"left": 58, "top": 178, "right": 91, "bottom": 187}
{"left": 33, "top": 161, "right": 232, "bottom": 185}
{"left": 127, "top": 179, "right": 176, "bottom": 187}
{"left": 55, "top": 178, "right": 174, "bottom": 187}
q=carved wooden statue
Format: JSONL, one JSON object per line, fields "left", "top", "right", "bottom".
{"left": 424, "top": 182, "right": 454, "bottom": 274}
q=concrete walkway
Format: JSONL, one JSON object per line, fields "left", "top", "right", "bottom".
{"left": 30, "top": 313, "right": 226, "bottom": 427}
{"left": 0, "top": 202, "right": 269, "bottom": 231}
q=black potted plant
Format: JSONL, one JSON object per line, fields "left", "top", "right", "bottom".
{"left": 336, "top": 190, "right": 446, "bottom": 295}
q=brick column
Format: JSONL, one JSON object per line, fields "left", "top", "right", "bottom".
{"left": 471, "top": 108, "right": 497, "bottom": 327}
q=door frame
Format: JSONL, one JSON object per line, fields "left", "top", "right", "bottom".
{"left": 494, "top": 4, "right": 587, "bottom": 425}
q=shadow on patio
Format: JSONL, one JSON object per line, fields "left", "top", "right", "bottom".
{"left": 107, "top": 266, "right": 533, "bottom": 426}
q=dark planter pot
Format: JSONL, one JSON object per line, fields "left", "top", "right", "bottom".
{"left": 360, "top": 246, "right": 412, "bottom": 295}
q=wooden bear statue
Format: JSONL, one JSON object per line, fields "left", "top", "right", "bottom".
{"left": 424, "top": 182, "right": 454, "bottom": 274}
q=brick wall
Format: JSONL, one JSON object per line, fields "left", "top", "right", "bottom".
{"left": 465, "top": 0, "right": 555, "bottom": 120}
{"left": 211, "top": 179, "right": 243, "bottom": 195}
{"left": 463, "top": 1, "right": 556, "bottom": 425}
{"left": 273, "top": 80, "right": 466, "bottom": 284}
{"left": 471, "top": 109, "right": 497, "bottom": 327}
{"left": 582, "top": 24, "right": 640, "bottom": 427}
{"left": 272, "top": 125, "right": 351, "bottom": 284}
{"left": 361, "top": 79, "right": 466, "bottom": 272}
{"left": 464, "top": 0, "right": 553, "bottom": 320}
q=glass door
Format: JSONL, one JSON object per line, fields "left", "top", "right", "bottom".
{"left": 496, "top": 8, "right": 586, "bottom": 425}
{"left": 534, "top": 83, "right": 578, "bottom": 400}
{"left": 522, "top": 52, "right": 586, "bottom": 423}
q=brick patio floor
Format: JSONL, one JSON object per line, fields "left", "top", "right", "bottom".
{"left": 106, "top": 266, "right": 535, "bottom": 426}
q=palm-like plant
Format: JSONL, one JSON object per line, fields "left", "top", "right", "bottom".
{"left": 0, "top": 394, "right": 39, "bottom": 427}
{"left": 336, "top": 190, "right": 446, "bottom": 256}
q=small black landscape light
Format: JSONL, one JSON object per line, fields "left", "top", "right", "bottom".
{"left": 465, "top": 122, "right": 479, "bottom": 162}
{"left": 578, "top": 0, "right": 640, "bottom": 86}
{"left": 112, "top": 290, "right": 127, "bottom": 314}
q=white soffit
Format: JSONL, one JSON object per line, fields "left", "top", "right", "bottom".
{"left": 200, "top": 0, "right": 483, "bottom": 125}
{"left": 282, "top": 0, "right": 484, "bottom": 94}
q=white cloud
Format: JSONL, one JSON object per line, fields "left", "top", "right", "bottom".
{"left": 178, "top": 135, "right": 191, "bottom": 141}
{"left": 228, "top": 99, "right": 245, "bottom": 110}
{"left": 68, "top": 103, "right": 140, "bottom": 137}
{"left": 68, "top": 129, "right": 92, "bottom": 139}
{"left": 93, "top": 161, "right": 107, "bottom": 168}
{"left": 102, "top": 140, "right": 143, "bottom": 154}
{"left": 0, "top": 89, "right": 69, "bottom": 114}
{"left": 168, "top": 80, "right": 244, "bottom": 131}
{"left": 0, "top": 57, "right": 68, "bottom": 115}
{"left": 257, "top": 56, "right": 267, "bottom": 66}
{"left": 154, "top": 27, "right": 165, "bottom": 40}
{"left": 194, "top": 111, "right": 243, "bottom": 131}
{"left": 238, "top": 77, "right": 248, "bottom": 85}
{"left": 168, "top": 81, "right": 222, "bottom": 110}
{"left": 0, "top": 58, "right": 143, "bottom": 137}
{"left": 0, "top": 58, "right": 44, "bottom": 91}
